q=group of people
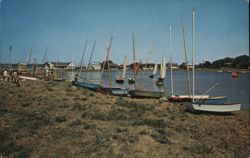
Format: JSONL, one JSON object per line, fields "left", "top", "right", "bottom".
{"left": 2, "top": 69, "right": 20, "bottom": 87}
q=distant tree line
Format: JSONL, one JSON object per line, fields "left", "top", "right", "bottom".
{"left": 100, "top": 55, "right": 249, "bottom": 70}
{"left": 197, "top": 55, "right": 249, "bottom": 69}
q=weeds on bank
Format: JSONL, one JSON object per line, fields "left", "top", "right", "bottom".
{"left": 12, "top": 111, "right": 52, "bottom": 133}
{"left": 130, "top": 118, "right": 166, "bottom": 128}
{"left": 188, "top": 142, "right": 212, "bottom": 156}
{"left": 0, "top": 128, "right": 32, "bottom": 157}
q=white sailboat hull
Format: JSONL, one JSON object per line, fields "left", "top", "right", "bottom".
{"left": 171, "top": 95, "right": 209, "bottom": 99}
{"left": 185, "top": 102, "right": 241, "bottom": 112}
{"left": 19, "top": 75, "right": 39, "bottom": 81}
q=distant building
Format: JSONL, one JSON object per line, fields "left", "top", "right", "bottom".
{"left": 18, "top": 63, "right": 27, "bottom": 69}
{"left": 44, "top": 62, "right": 76, "bottom": 70}
{"left": 65, "top": 63, "right": 76, "bottom": 70}
{"left": 89, "top": 62, "right": 101, "bottom": 70}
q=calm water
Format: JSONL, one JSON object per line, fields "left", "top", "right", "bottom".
{"left": 60, "top": 70, "right": 249, "bottom": 109}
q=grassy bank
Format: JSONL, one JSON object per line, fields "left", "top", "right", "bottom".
{"left": 0, "top": 80, "right": 249, "bottom": 157}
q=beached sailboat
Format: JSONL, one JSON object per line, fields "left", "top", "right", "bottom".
{"left": 129, "top": 90, "right": 165, "bottom": 99}
{"left": 156, "top": 56, "right": 166, "bottom": 86}
{"left": 95, "top": 37, "right": 129, "bottom": 96}
{"left": 185, "top": 9, "right": 241, "bottom": 112}
{"left": 72, "top": 39, "right": 101, "bottom": 91}
{"left": 116, "top": 55, "right": 127, "bottom": 84}
{"left": 127, "top": 33, "right": 165, "bottom": 98}
{"left": 149, "top": 63, "right": 157, "bottom": 78}
{"left": 167, "top": 23, "right": 210, "bottom": 102}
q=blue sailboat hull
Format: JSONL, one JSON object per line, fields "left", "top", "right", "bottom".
{"left": 72, "top": 81, "right": 100, "bottom": 90}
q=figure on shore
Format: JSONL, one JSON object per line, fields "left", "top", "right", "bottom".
{"left": 74, "top": 74, "right": 79, "bottom": 82}
{"left": 3, "top": 69, "right": 8, "bottom": 81}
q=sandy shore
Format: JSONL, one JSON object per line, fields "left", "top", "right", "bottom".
{"left": 0, "top": 79, "right": 249, "bottom": 157}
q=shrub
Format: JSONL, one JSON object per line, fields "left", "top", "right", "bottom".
{"left": 151, "top": 132, "right": 170, "bottom": 144}
{"left": 188, "top": 143, "right": 212, "bottom": 155}
{"left": 55, "top": 116, "right": 67, "bottom": 123}
{"left": 130, "top": 118, "right": 166, "bottom": 128}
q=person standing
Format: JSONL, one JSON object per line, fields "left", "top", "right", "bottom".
{"left": 3, "top": 69, "right": 8, "bottom": 81}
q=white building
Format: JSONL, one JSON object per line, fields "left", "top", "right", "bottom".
{"left": 89, "top": 62, "right": 101, "bottom": 70}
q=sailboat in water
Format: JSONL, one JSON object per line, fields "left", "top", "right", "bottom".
{"left": 116, "top": 55, "right": 127, "bottom": 84}
{"left": 156, "top": 56, "right": 166, "bottom": 86}
{"left": 128, "top": 32, "right": 136, "bottom": 84}
{"left": 149, "top": 63, "right": 157, "bottom": 78}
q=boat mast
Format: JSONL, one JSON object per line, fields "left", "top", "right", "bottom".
{"left": 122, "top": 55, "right": 127, "bottom": 79}
{"left": 182, "top": 21, "right": 191, "bottom": 97}
{"left": 42, "top": 46, "right": 48, "bottom": 64}
{"left": 100, "top": 37, "right": 113, "bottom": 87}
{"left": 107, "top": 37, "right": 113, "bottom": 90}
{"left": 9, "top": 46, "right": 12, "bottom": 69}
{"left": 192, "top": 8, "right": 195, "bottom": 102}
{"left": 132, "top": 32, "right": 136, "bottom": 81}
{"left": 78, "top": 39, "right": 88, "bottom": 77}
{"left": 142, "top": 46, "right": 152, "bottom": 79}
{"left": 170, "top": 25, "right": 174, "bottom": 95}
{"left": 84, "top": 40, "right": 96, "bottom": 80}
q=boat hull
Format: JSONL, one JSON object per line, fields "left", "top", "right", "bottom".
{"left": 96, "top": 87, "right": 128, "bottom": 96}
{"left": 168, "top": 95, "right": 210, "bottom": 102}
{"left": 149, "top": 74, "right": 154, "bottom": 78}
{"left": 186, "top": 102, "right": 241, "bottom": 112}
{"left": 128, "top": 78, "right": 135, "bottom": 84}
{"left": 115, "top": 79, "right": 124, "bottom": 84}
{"left": 72, "top": 81, "right": 100, "bottom": 90}
{"left": 18, "top": 75, "right": 39, "bottom": 81}
{"left": 129, "top": 90, "right": 165, "bottom": 99}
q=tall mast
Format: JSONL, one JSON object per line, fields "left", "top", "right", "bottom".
{"left": 27, "top": 48, "right": 32, "bottom": 65}
{"left": 107, "top": 37, "right": 113, "bottom": 90}
{"left": 132, "top": 32, "right": 136, "bottom": 81}
{"left": 122, "top": 55, "right": 127, "bottom": 79}
{"left": 84, "top": 40, "right": 96, "bottom": 80}
{"left": 192, "top": 8, "right": 196, "bottom": 102}
{"left": 42, "top": 46, "right": 48, "bottom": 64}
{"left": 100, "top": 37, "right": 113, "bottom": 87}
{"left": 169, "top": 25, "right": 174, "bottom": 95}
{"left": 182, "top": 21, "right": 191, "bottom": 97}
{"left": 142, "top": 47, "right": 152, "bottom": 79}
{"left": 78, "top": 39, "right": 88, "bottom": 77}
{"left": 9, "top": 46, "right": 12, "bottom": 69}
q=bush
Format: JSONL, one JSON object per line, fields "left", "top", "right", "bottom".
{"left": 188, "top": 143, "right": 212, "bottom": 155}
{"left": 55, "top": 116, "right": 67, "bottom": 123}
{"left": 151, "top": 132, "right": 170, "bottom": 144}
{"left": 130, "top": 118, "right": 166, "bottom": 128}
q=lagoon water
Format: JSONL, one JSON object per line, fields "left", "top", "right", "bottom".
{"left": 61, "top": 70, "right": 249, "bottom": 109}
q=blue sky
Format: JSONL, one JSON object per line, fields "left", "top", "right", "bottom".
{"left": 0, "top": 0, "right": 249, "bottom": 65}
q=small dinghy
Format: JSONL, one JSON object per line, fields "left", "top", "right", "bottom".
{"left": 185, "top": 98, "right": 241, "bottom": 112}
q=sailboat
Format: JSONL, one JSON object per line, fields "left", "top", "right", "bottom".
{"left": 115, "top": 55, "right": 127, "bottom": 84}
{"left": 185, "top": 9, "right": 241, "bottom": 112}
{"left": 128, "top": 32, "right": 136, "bottom": 84}
{"left": 95, "top": 37, "right": 128, "bottom": 96}
{"left": 128, "top": 33, "right": 165, "bottom": 98}
{"left": 167, "top": 22, "right": 210, "bottom": 102}
{"left": 156, "top": 56, "right": 166, "bottom": 86}
{"left": 149, "top": 63, "right": 157, "bottom": 78}
{"left": 72, "top": 40, "right": 101, "bottom": 91}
